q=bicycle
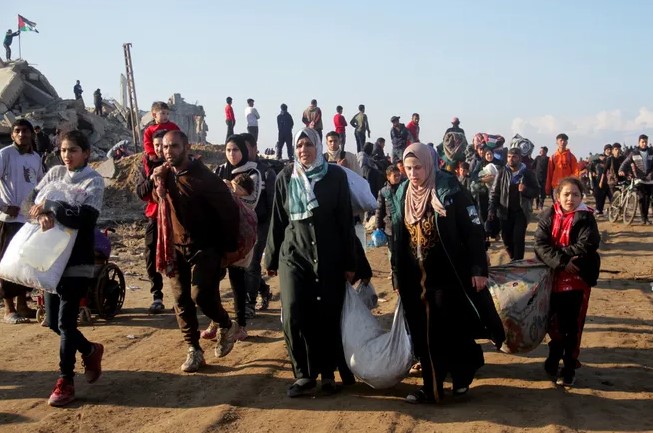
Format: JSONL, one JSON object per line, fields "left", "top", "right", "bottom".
{"left": 607, "top": 178, "right": 641, "bottom": 225}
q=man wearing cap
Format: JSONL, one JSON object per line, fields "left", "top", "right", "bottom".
{"left": 390, "top": 116, "right": 413, "bottom": 163}
{"left": 531, "top": 146, "right": 549, "bottom": 210}
{"left": 488, "top": 148, "right": 538, "bottom": 261}
{"left": 446, "top": 117, "right": 465, "bottom": 135}
{"left": 245, "top": 98, "right": 260, "bottom": 142}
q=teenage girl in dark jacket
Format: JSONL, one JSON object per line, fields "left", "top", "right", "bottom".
{"left": 534, "top": 176, "right": 600, "bottom": 387}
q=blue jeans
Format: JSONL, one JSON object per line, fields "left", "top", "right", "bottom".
{"left": 45, "top": 277, "right": 93, "bottom": 380}
{"left": 245, "top": 221, "right": 270, "bottom": 306}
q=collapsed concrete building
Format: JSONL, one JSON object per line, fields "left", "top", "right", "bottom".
{"left": 139, "top": 93, "right": 209, "bottom": 145}
{"left": 0, "top": 62, "right": 210, "bottom": 159}
{"left": 0, "top": 60, "right": 133, "bottom": 159}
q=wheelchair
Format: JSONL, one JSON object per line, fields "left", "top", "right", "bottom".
{"left": 35, "top": 228, "right": 126, "bottom": 324}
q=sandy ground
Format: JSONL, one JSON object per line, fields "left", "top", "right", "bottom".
{"left": 1, "top": 207, "right": 652, "bottom": 433}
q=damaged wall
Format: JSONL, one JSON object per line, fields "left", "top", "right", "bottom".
{"left": 140, "top": 93, "right": 209, "bottom": 144}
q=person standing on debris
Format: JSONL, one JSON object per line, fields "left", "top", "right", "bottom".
{"left": 3, "top": 30, "right": 20, "bottom": 61}
{"left": 390, "top": 116, "right": 413, "bottom": 164}
{"left": 333, "top": 106, "right": 348, "bottom": 150}
{"left": 225, "top": 97, "right": 235, "bottom": 142}
{"left": 488, "top": 148, "right": 539, "bottom": 261}
{"left": 302, "top": 99, "right": 323, "bottom": 140}
{"left": 73, "top": 80, "right": 83, "bottom": 100}
{"left": 0, "top": 119, "right": 44, "bottom": 324}
{"left": 276, "top": 104, "right": 294, "bottom": 160}
{"left": 24, "top": 130, "right": 105, "bottom": 406}
{"left": 143, "top": 101, "right": 180, "bottom": 161}
{"left": 135, "top": 130, "right": 167, "bottom": 314}
{"left": 446, "top": 117, "right": 465, "bottom": 135}
{"left": 265, "top": 128, "right": 356, "bottom": 397}
{"left": 406, "top": 113, "right": 420, "bottom": 145}
{"left": 93, "top": 89, "right": 103, "bottom": 116}
{"left": 245, "top": 98, "right": 260, "bottom": 142}
{"left": 152, "top": 130, "right": 241, "bottom": 373}
{"left": 350, "top": 104, "right": 371, "bottom": 153}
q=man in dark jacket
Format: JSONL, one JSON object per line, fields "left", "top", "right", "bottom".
{"left": 618, "top": 134, "right": 653, "bottom": 224}
{"left": 531, "top": 146, "right": 549, "bottom": 209}
{"left": 276, "top": 104, "right": 294, "bottom": 160}
{"left": 390, "top": 116, "right": 413, "bottom": 163}
{"left": 93, "top": 89, "right": 103, "bottom": 116}
{"left": 489, "top": 148, "right": 539, "bottom": 260}
{"left": 241, "top": 133, "right": 277, "bottom": 312}
{"left": 73, "top": 80, "right": 83, "bottom": 100}
{"left": 152, "top": 130, "right": 240, "bottom": 372}
{"left": 3, "top": 30, "right": 19, "bottom": 61}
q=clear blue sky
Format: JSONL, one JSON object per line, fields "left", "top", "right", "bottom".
{"left": 6, "top": 0, "right": 653, "bottom": 157}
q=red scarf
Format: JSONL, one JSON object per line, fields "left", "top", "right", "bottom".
{"left": 156, "top": 192, "right": 177, "bottom": 277}
{"left": 551, "top": 202, "right": 591, "bottom": 293}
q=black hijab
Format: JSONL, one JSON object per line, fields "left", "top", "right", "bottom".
{"left": 224, "top": 134, "right": 250, "bottom": 180}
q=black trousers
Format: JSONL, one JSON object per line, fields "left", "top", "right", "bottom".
{"left": 593, "top": 184, "right": 612, "bottom": 214}
{"left": 247, "top": 126, "right": 259, "bottom": 142}
{"left": 354, "top": 131, "right": 366, "bottom": 153}
{"left": 276, "top": 133, "right": 293, "bottom": 159}
{"left": 548, "top": 290, "right": 584, "bottom": 373}
{"left": 636, "top": 183, "right": 653, "bottom": 222}
{"left": 225, "top": 119, "right": 235, "bottom": 142}
{"left": 144, "top": 219, "right": 163, "bottom": 300}
{"left": 338, "top": 133, "right": 346, "bottom": 151}
{"left": 45, "top": 277, "right": 93, "bottom": 380}
{"left": 228, "top": 266, "right": 247, "bottom": 327}
{"left": 500, "top": 210, "right": 528, "bottom": 260}
{"left": 245, "top": 221, "right": 270, "bottom": 306}
{"left": 4, "top": 43, "right": 11, "bottom": 61}
{"left": 169, "top": 248, "right": 231, "bottom": 349}
{"left": 536, "top": 178, "right": 547, "bottom": 208}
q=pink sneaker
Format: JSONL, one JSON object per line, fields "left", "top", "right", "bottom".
{"left": 48, "top": 378, "right": 75, "bottom": 407}
{"left": 200, "top": 322, "right": 218, "bottom": 341}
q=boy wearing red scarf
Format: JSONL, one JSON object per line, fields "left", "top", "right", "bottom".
{"left": 534, "top": 177, "right": 600, "bottom": 387}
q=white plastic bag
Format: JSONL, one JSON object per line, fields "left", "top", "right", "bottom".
{"left": 354, "top": 280, "right": 378, "bottom": 309}
{"left": 341, "top": 283, "right": 413, "bottom": 389}
{"left": 0, "top": 222, "right": 77, "bottom": 293}
{"left": 340, "top": 166, "right": 377, "bottom": 213}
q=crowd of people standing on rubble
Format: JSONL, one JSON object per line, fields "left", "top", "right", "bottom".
{"left": 1, "top": 94, "right": 652, "bottom": 409}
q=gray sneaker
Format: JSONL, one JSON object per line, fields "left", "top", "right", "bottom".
{"left": 180, "top": 347, "right": 206, "bottom": 372}
{"left": 215, "top": 321, "right": 239, "bottom": 358}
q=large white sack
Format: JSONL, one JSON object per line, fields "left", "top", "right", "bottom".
{"left": 488, "top": 259, "right": 553, "bottom": 354}
{"left": 341, "top": 283, "right": 413, "bottom": 389}
{"left": 340, "top": 166, "right": 377, "bottom": 213}
{"left": 0, "top": 222, "right": 77, "bottom": 293}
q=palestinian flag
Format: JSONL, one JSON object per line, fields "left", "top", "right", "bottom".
{"left": 18, "top": 15, "right": 39, "bottom": 33}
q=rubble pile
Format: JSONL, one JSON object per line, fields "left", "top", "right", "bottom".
{"left": 0, "top": 60, "right": 132, "bottom": 156}
{"left": 99, "top": 144, "right": 227, "bottom": 222}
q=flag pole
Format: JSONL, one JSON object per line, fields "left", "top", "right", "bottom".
{"left": 18, "top": 32, "right": 21, "bottom": 60}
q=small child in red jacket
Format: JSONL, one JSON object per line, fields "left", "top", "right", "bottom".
{"left": 143, "top": 101, "right": 180, "bottom": 160}
{"left": 534, "top": 177, "right": 600, "bottom": 387}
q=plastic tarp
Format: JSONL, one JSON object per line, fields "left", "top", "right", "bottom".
{"left": 488, "top": 259, "right": 553, "bottom": 354}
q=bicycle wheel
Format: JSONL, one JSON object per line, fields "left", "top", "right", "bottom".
{"left": 608, "top": 191, "right": 622, "bottom": 222}
{"left": 623, "top": 191, "right": 638, "bottom": 225}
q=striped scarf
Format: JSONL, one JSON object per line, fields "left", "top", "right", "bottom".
{"left": 289, "top": 128, "right": 328, "bottom": 221}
